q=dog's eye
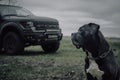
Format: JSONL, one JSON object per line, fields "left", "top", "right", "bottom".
{"left": 81, "top": 31, "right": 85, "bottom": 36}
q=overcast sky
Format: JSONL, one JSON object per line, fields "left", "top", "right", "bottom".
{"left": 1, "top": 0, "right": 120, "bottom": 37}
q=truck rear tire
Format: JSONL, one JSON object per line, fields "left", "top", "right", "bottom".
{"left": 3, "top": 32, "right": 24, "bottom": 54}
{"left": 41, "top": 42, "right": 60, "bottom": 53}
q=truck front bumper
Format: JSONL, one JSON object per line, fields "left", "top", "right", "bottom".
{"left": 24, "top": 29, "right": 63, "bottom": 45}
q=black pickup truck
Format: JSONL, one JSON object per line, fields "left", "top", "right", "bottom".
{"left": 0, "top": 4, "right": 63, "bottom": 54}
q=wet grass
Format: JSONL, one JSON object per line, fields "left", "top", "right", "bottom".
{"left": 0, "top": 37, "right": 119, "bottom": 80}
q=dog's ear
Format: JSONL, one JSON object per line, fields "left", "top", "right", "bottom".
{"left": 94, "top": 24, "right": 100, "bottom": 32}
{"left": 88, "top": 23, "right": 100, "bottom": 33}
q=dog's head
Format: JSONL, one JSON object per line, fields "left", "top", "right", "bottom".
{"left": 71, "top": 23, "right": 100, "bottom": 50}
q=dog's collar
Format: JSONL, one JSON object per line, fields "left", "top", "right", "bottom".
{"left": 85, "top": 48, "right": 112, "bottom": 60}
{"left": 95, "top": 48, "right": 112, "bottom": 60}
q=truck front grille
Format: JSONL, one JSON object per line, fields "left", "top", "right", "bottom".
{"left": 35, "top": 24, "right": 45, "bottom": 30}
{"left": 34, "top": 22, "right": 59, "bottom": 30}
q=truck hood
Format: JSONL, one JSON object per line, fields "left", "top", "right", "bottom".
{"left": 3, "top": 15, "right": 59, "bottom": 24}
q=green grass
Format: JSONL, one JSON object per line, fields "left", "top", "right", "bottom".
{"left": 107, "top": 38, "right": 120, "bottom": 63}
{"left": 0, "top": 37, "right": 119, "bottom": 80}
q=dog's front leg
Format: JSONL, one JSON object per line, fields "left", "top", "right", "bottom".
{"left": 86, "top": 73, "right": 97, "bottom": 80}
{"left": 85, "top": 57, "right": 95, "bottom": 80}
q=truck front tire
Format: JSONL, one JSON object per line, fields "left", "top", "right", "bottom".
{"left": 41, "top": 42, "right": 60, "bottom": 53}
{"left": 3, "top": 32, "right": 24, "bottom": 54}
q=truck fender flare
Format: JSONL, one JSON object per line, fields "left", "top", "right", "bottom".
{"left": 0, "top": 22, "right": 25, "bottom": 41}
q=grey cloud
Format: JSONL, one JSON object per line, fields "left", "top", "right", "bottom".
{"left": 62, "top": 0, "right": 120, "bottom": 26}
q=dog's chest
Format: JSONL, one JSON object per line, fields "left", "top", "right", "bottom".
{"left": 86, "top": 55, "right": 104, "bottom": 80}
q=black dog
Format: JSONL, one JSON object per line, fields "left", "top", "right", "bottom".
{"left": 71, "top": 23, "right": 120, "bottom": 80}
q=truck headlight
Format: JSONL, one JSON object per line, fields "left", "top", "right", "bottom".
{"left": 26, "top": 21, "right": 34, "bottom": 28}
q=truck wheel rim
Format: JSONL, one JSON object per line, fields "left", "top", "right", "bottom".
{"left": 4, "top": 35, "right": 16, "bottom": 53}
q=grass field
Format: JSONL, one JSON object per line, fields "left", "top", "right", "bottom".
{"left": 0, "top": 37, "right": 120, "bottom": 80}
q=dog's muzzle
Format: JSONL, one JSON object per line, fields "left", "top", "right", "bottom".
{"left": 71, "top": 33, "right": 81, "bottom": 49}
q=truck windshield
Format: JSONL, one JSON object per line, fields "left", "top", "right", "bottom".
{"left": 0, "top": 5, "right": 33, "bottom": 16}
